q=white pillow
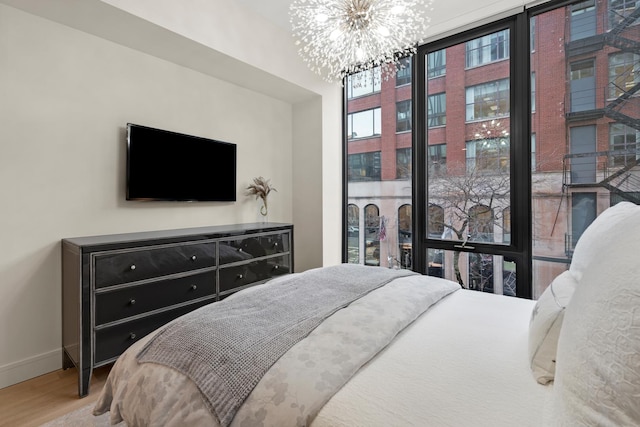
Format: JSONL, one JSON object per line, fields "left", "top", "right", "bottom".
{"left": 546, "top": 202, "right": 640, "bottom": 426}
{"left": 528, "top": 270, "right": 577, "bottom": 384}
{"left": 569, "top": 201, "right": 640, "bottom": 282}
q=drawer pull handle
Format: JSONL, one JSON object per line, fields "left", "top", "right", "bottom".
{"left": 237, "top": 274, "right": 244, "bottom": 280}
{"left": 129, "top": 299, "right": 136, "bottom": 305}
{"left": 238, "top": 248, "right": 243, "bottom": 253}
{"left": 191, "top": 284, "right": 197, "bottom": 291}
{"left": 273, "top": 242, "right": 279, "bottom": 248}
{"left": 191, "top": 255, "right": 197, "bottom": 261}
{"left": 129, "top": 333, "right": 136, "bottom": 340}
{"left": 130, "top": 264, "right": 136, "bottom": 271}
{"left": 273, "top": 265, "right": 279, "bottom": 270}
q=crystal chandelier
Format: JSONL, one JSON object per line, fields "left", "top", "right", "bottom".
{"left": 289, "top": 0, "right": 433, "bottom": 83}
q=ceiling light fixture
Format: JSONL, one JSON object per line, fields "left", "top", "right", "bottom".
{"left": 289, "top": 0, "right": 433, "bottom": 83}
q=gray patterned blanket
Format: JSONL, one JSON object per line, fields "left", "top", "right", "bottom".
{"left": 136, "top": 264, "right": 417, "bottom": 426}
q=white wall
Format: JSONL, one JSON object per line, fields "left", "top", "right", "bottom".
{"left": 0, "top": 3, "right": 317, "bottom": 388}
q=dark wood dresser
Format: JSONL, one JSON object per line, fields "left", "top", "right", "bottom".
{"left": 62, "top": 223, "right": 293, "bottom": 397}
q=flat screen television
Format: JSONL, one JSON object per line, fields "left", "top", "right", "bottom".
{"left": 126, "top": 123, "right": 237, "bottom": 201}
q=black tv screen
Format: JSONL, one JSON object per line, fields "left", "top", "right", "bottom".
{"left": 126, "top": 123, "right": 237, "bottom": 201}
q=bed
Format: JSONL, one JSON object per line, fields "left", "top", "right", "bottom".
{"left": 94, "top": 202, "right": 640, "bottom": 426}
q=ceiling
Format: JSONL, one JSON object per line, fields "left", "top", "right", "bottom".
{"left": 236, "top": 0, "right": 293, "bottom": 30}
{"left": 234, "top": 0, "right": 534, "bottom": 41}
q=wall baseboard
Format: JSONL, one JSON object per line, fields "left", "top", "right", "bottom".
{"left": 0, "top": 349, "right": 61, "bottom": 389}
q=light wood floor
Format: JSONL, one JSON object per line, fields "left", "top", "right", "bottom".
{"left": 0, "top": 365, "right": 112, "bottom": 427}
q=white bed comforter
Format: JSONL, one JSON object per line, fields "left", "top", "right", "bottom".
{"left": 94, "top": 274, "right": 551, "bottom": 426}
{"left": 315, "top": 289, "right": 553, "bottom": 427}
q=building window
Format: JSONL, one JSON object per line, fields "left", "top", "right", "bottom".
{"left": 427, "top": 49, "right": 446, "bottom": 78}
{"left": 609, "top": 0, "right": 640, "bottom": 29}
{"left": 571, "top": 192, "right": 597, "bottom": 248}
{"left": 570, "top": 0, "right": 596, "bottom": 41}
{"left": 466, "top": 79, "right": 510, "bottom": 121}
{"left": 396, "top": 57, "right": 411, "bottom": 86}
{"left": 465, "top": 29, "right": 509, "bottom": 68}
{"left": 609, "top": 52, "right": 640, "bottom": 99}
{"left": 469, "top": 204, "right": 494, "bottom": 241}
{"left": 428, "top": 144, "right": 447, "bottom": 175}
{"left": 570, "top": 60, "right": 596, "bottom": 112}
{"left": 466, "top": 137, "right": 510, "bottom": 173}
{"left": 364, "top": 204, "right": 380, "bottom": 266}
{"left": 429, "top": 143, "right": 448, "bottom": 173}
{"left": 427, "top": 204, "right": 445, "bottom": 238}
{"left": 531, "top": 72, "right": 536, "bottom": 112}
{"left": 530, "top": 16, "right": 536, "bottom": 52}
{"left": 397, "top": 100, "right": 412, "bottom": 132}
{"left": 610, "top": 123, "right": 639, "bottom": 167}
{"left": 531, "top": 133, "right": 537, "bottom": 171}
{"left": 347, "top": 204, "right": 360, "bottom": 264}
{"left": 427, "top": 93, "right": 446, "bottom": 127}
{"left": 346, "top": 68, "right": 381, "bottom": 99}
{"left": 396, "top": 147, "right": 412, "bottom": 179}
{"left": 348, "top": 152, "right": 381, "bottom": 181}
{"left": 570, "top": 125, "right": 597, "bottom": 184}
{"left": 571, "top": 0, "right": 596, "bottom": 15}
{"left": 347, "top": 107, "right": 381, "bottom": 139}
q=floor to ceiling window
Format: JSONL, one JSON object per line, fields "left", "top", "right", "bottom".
{"left": 344, "top": 59, "right": 413, "bottom": 268}
{"left": 531, "top": 0, "right": 640, "bottom": 298}
{"left": 419, "top": 22, "right": 528, "bottom": 297}
{"left": 343, "top": 0, "right": 640, "bottom": 299}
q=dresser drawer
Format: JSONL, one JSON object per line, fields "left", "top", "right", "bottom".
{"left": 219, "top": 232, "right": 290, "bottom": 265}
{"left": 94, "top": 242, "right": 216, "bottom": 288}
{"left": 95, "top": 271, "right": 216, "bottom": 326}
{"left": 94, "top": 299, "right": 213, "bottom": 364}
{"left": 219, "top": 264, "right": 258, "bottom": 292}
{"left": 264, "top": 255, "right": 291, "bottom": 278}
{"left": 218, "top": 255, "right": 290, "bottom": 294}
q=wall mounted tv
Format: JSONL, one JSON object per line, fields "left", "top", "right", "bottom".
{"left": 126, "top": 123, "right": 237, "bottom": 202}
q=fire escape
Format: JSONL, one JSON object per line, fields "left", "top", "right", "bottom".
{"left": 560, "top": 4, "right": 640, "bottom": 256}
{"left": 563, "top": 4, "right": 640, "bottom": 204}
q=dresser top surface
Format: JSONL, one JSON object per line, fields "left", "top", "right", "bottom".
{"left": 62, "top": 223, "right": 293, "bottom": 249}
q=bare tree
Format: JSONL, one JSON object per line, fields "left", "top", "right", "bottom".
{"left": 428, "top": 162, "right": 510, "bottom": 288}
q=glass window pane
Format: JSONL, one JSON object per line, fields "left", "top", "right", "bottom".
{"left": 396, "top": 58, "right": 412, "bottom": 86}
{"left": 427, "top": 29, "right": 511, "bottom": 247}
{"left": 531, "top": 3, "right": 640, "bottom": 298}
{"left": 427, "top": 93, "right": 446, "bottom": 127}
{"left": 347, "top": 204, "right": 360, "bottom": 263}
{"left": 348, "top": 108, "right": 382, "bottom": 139}
{"left": 346, "top": 59, "right": 413, "bottom": 268}
{"left": 427, "top": 49, "right": 446, "bottom": 78}
{"left": 364, "top": 204, "right": 380, "bottom": 266}
{"left": 347, "top": 67, "right": 382, "bottom": 98}
{"left": 465, "top": 79, "right": 510, "bottom": 122}
{"left": 427, "top": 249, "right": 516, "bottom": 295}
{"left": 397, "top": 100, "right": 412, "bottom": 132}
{"left": 398, "top": 205, "right": 412, "bottom": 268}
{"left": 425, "top": 27, "right": 513, "bottom": 297}
{"left": 465, "top": 29, "right": 509, "bottom": 68}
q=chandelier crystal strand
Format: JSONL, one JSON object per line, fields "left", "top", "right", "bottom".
{"left": 290, "top": 0, "right": 433, "bottom": 83}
